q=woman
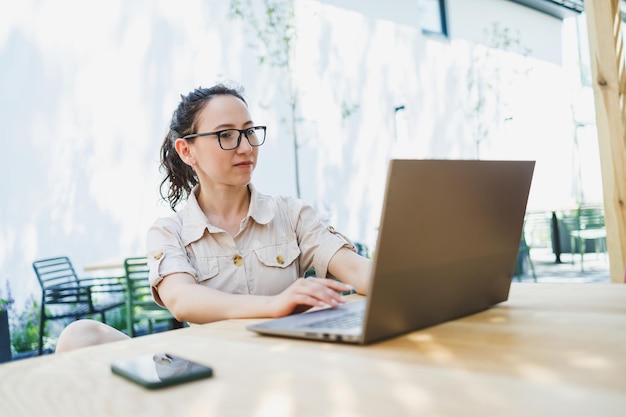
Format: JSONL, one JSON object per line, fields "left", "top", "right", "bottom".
{"left": 56, "top": 83, "right": 371, "bottom": 352}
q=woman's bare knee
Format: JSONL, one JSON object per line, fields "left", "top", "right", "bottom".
{"left": 55, "top": 319, "right": 129, "bottom": 353}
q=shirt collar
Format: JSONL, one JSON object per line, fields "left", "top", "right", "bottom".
{"left": 247, "top": 183, "right": 275, "bottom": 225}
{"left": 179, "top": 183, "right": 276, "bottom": 246}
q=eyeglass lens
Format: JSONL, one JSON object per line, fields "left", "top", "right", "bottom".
{"left": 217, "top": 127, "right": 265, "bottom": 150}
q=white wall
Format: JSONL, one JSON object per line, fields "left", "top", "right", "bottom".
{"left": 448, "top": 0, "right": 564, "bottom": 64}
{"left": 302, "top": 0, "right": 597, "bottom": 245}
{"left": 0, "top": 0, "right": 599, "bottom": 310}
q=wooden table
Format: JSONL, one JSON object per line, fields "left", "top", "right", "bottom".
{"left": 1, "top": 283, "right": 625, "bottom": 417}
{"left": 83, "top": 258, "right": 125, "bottom": 272}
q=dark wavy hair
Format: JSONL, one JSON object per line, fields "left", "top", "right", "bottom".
{"left": 159, "top": 83, "right": 247, "bottom": 211}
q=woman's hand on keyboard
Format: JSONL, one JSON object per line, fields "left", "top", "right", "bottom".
{"left": 269, "top": 278, "right": 353, "bottom": 317}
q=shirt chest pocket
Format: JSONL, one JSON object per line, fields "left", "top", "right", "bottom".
{"left": 254, "top": 240, "right": 300, "bottom": 268}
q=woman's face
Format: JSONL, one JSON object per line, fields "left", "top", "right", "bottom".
{"left": 181, "top": 94, "right": 259, "bottom": 190}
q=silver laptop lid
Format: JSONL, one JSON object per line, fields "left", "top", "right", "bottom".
{"left": 361, "top": 159, "right": 535, "bottom": 344}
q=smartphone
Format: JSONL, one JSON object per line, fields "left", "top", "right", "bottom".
{"left": 111, "top": 353, "right": 213, "bottom": 389}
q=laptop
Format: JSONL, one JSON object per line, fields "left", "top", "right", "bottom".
{"left": 247, "top": 159, "right": 535, "bottom": 344}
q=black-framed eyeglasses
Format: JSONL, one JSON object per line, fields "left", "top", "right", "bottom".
{"left": 182, "top": 126, "right": 266, "bottom": 150}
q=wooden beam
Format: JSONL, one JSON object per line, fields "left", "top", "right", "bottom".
{"left": 585, "top": 0, "right": 626, "bottom": 283}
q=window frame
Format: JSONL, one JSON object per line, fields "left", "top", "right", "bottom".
{"left": 419, "top": 0, "right": 449, "bottom": 38}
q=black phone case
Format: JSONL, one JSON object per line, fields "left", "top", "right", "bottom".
{"left": 111, "top": 353, "right": 213, "bottom": 389}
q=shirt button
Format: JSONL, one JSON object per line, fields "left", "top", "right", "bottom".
{"left": 276, "top": 255, "right": 285, "bottom": 265}
{"left": 153, "top": 250, "right": 164, "bottom": 260}
{"left": 233, "top": 255, "right": 243, "bottom": 266}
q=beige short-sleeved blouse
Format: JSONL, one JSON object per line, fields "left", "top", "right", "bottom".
{"left": 146, "top": 184, "right": 355, "bottom": 306}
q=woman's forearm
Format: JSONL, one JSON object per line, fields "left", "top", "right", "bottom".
{"left": 156, "top": 273, "right": 275, "bottom": 324}
{"left": 327, "top": 248, "right": 372, "bottom": 295}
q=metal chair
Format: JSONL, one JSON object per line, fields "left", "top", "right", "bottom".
{"left": 563, "top": 206, "right": 607, "bottom": 271}
{"left": 32, "top": 256, "right": 125, "bottom": 355}
{"left": 123, "top": 257, "right": 180, "bottom": 337}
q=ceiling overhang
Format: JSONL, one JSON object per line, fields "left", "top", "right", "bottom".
{"left": 507, "top": 0, "right": 584, "bottom": 19}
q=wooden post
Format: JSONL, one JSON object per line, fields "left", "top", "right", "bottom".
{"left": 585, "top": 0, "right": 626, "bottom": 283}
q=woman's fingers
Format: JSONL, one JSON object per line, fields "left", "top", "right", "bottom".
{"left": 273, "top": 278, "right": 354, "bottom": 317}
{"left": 294, "top": 278, "right": 352, "bottom": 306}
{"left": 309, "top": 277, "right": 353, "bottom": 292}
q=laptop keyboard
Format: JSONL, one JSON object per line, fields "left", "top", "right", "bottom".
{"left": 301, "top": 310, "right": 363, "bottom": 330}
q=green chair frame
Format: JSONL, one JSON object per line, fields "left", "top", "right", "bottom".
{"left": 571, "top": 207, "right": 606, "bottom": 271}
{"left": 123, "top": 257, "right": 180, "bottom": 337}
{"left": 561, "top": 206, "right": 607, "bottom": 271}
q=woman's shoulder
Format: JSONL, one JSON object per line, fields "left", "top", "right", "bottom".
{"left": 148, "top": 207, "right": 208, "bottom": 247}
{"left": 149, "top": 211, "right": 185, "bottom": 233}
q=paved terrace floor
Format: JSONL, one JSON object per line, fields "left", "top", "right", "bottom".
{"left": 515, "top": 247, "right": 612, "bottom": 284}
